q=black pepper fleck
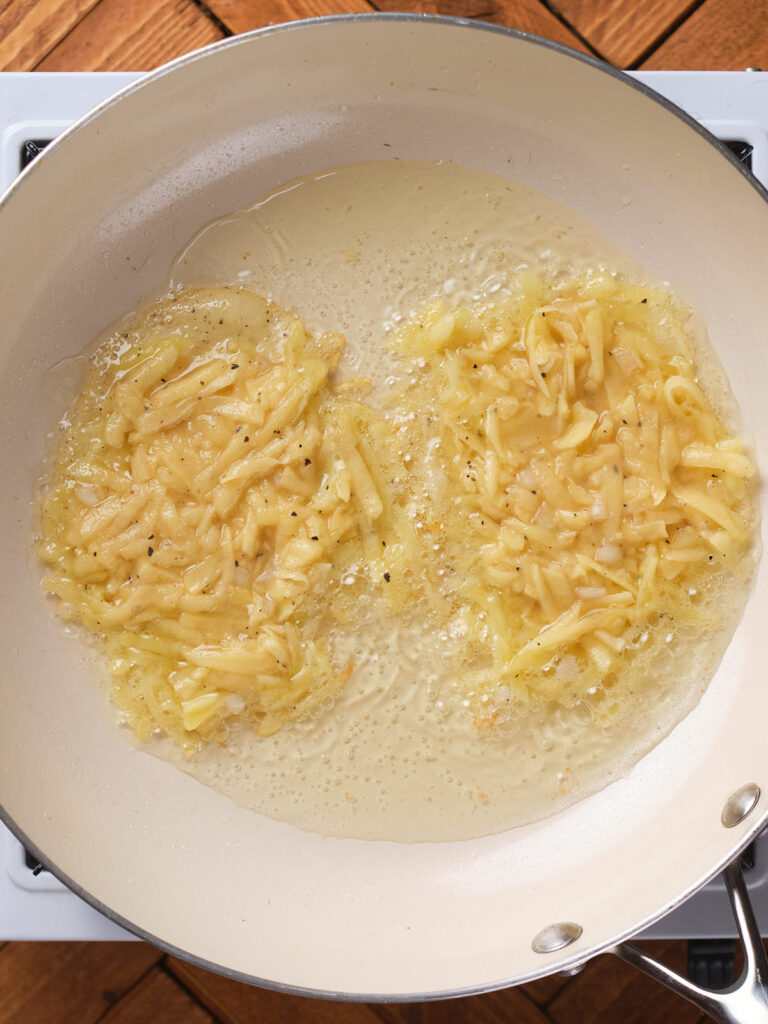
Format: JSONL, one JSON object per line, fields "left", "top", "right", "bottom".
{"left": 147, "top": 546, "right": 154, "bottom": 557}
{"left": 383, "top": 572, "right": 391, "bottom": 582}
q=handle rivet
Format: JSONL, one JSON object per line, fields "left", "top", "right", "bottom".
{"left": 721, "top": 783, "right": 761, "bottom": 828}
{"left": 532, "top": 921, "right": 582, "bottom": 954}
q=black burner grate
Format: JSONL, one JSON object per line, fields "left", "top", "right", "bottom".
{"left": 723, "top": 139, "right": 754, "bottom": 168}
{"left": 23, "top": 848, "right": 46, "bottom": 876}
{"left": 20, "top": 138, "right": 52, "bottom": 171}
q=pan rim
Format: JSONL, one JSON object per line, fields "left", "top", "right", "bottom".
{"left": 2, "top": 796, "right": 766, "bottom": 1001}
{"left": 2, "top": 10, "right": 767, "bottom": 1001}
{"left": 3, "top": 13, "right": 767, "bottom": 213}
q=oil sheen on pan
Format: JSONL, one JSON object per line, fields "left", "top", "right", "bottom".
{"left": 36, "top": 160, "right": 758, "bottom": 842}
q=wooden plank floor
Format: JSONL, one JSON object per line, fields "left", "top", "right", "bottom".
{"left": 0, "top": 937, "right": 716, "bottom": 1024}
{"left": 0, "top": 0, "right": 759, "bottom": 1020}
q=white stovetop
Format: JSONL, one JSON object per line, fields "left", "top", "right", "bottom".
{"left": 1, "top": 68, "right": 767, "bottom": 942}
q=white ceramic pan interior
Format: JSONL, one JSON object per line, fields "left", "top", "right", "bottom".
{"left": 1, "top": 15, "right": 767, "bottom": 999}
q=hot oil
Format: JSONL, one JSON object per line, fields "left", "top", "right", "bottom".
{"left": 152, "top": 586, "right": 747, "bottom": 843}
{"left": 122, "top": 159, "right": 756, "bottom": 842}
{"left": 35, "top": 161, "right": 754, "bottom": 842}
{"left": 170, "top": 160, "right": 643, "bottom": 395}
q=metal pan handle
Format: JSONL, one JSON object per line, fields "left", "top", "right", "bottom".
{"left": 611, "top": 856, "right": 768, "bottom": 1024}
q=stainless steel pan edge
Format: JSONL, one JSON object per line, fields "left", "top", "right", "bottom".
{"left": 1, "top": 13, "right": 767, "bottom": 1003}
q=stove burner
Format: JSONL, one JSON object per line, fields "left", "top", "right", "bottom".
{"left": 23, "top": 848, "right": 45, "bottom": 876}
{"left": 20, "top": 138, "right": 52, "bottom": 171}
{"left": 17, "top": 137, "right": 757, "bottom": 175}
{"left": 724, "top": 139, "right": 754, "bottom": 168}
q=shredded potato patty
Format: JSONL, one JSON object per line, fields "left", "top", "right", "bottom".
{"left": 391, "top": 273, "right": 756, "bottom": 718}
{"left": 38, "top": 276, "right": 756, "bottom": 749}
{"left": 38, "top": 289, "right": 402, "bottom": 748}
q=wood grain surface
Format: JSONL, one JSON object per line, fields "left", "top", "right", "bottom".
{"left": 2, "top": 0, "right": 761, "bottom": 72}
{"left": 37, "top": 0, "right": 224, "bottom": 72}
{"left": 0, "top": 0, "right": 758, "bottom": 1021}
{"left": 0, "top": 942, "right": 161, "bottom": 1024}
{"left": 549, "top": 0, "right": 700, "bottom": 66}
{"left": 168, "top": 955, "right": 409, "bottom": 1024}
{"left": 0, "top": 940, "right": 723, "bottom": 1024}
{"left": 98, "top": 968, "right": 216, "bottom": 1024}
{"left": 0, "top": 0, "right": 100, "bottom": 70}
{"left": 204, "top": 0, "right": 373, "bottom": 35}
{"left": 642, "top": 0, "right": 768, "bottom": 70}
{"left": 371, "top": 0, "right": 589, "bottom": 51}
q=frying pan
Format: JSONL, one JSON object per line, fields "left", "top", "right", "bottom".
{"left": 1, "top": 15, "right": 768, "bottom": 1020}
